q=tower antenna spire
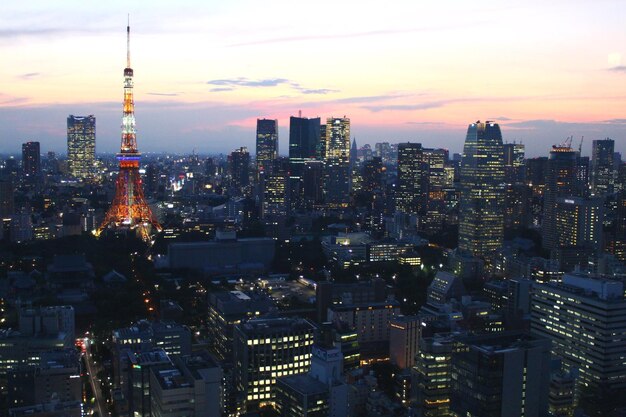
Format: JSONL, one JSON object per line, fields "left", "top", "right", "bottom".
{"left": 126, "top": 14, "right": 131, "bottom": 68}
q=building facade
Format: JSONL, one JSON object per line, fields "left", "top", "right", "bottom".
{"left": 458, "top": 121, "right": 505, "bottom": 259}
{"left": 67, "top": 115, "right": 96, "bottom": 179}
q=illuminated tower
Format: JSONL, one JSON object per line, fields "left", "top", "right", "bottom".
{"left": 458, "top": 121, "right": 505, "bottom": 259}
{"left": 96, "top": 23, "right": 161, "bottom": 240}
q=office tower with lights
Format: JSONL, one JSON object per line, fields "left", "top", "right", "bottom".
{"left": 261, "top": 157, "right": 290, "bottom": 219}
{"left": 412, "top": 333, "right": 459, "bottom": 417}
{"left": 21, "top": 141, "right": 41, "bottom": 182}
{"left": 531, "top": 273, "right": 626, "bottom": 413}
{"left": 396, "top": 142, "right": 426, "bottom": 214}
{"left": 256, "top": 118, "right": 278, "bottom": 177}
{"left": 542, "top": 145, "right": 582, "bottom": 250}
{"left": 67, "top": 115, "right": 96, "bottom": 179}
{"left": 323, "top": 117, "right": 351, "bottom": 208}
{"left": 503, "top": 142, "right": 526, "bottom": 184}
{"left": 591, "top": 138, "right": 615, "bottom": 196}
{"left": 554, "top": 196, "right": 603, "bottom": 248}
{"left": 233, "top": 317, "right": 316, "bottom": 413}
{"left": 458, "top": 121, "right": 505, "bottom": 259}
{"left": 228, "top": 147, "right": 251, "bottom": 195}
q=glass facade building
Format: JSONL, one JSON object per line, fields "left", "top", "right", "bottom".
{"left": 67, "top": 115, "right": 96, "bottom": 179}
{"left": 458, "top": 121, "right": 505, "bottom": 258}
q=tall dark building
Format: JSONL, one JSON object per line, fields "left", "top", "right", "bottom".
{"left": 362, "top": 157, "right": 383, "bottom": 193}
{"left": 289, "top": 116, "right": 321, "bottom": 169}
{"left": 21, "top": 141, "right": 41, "bottom": 181}
{"left": 503, "top": 142, "right": 525, "bottom": 184}
{"left": 229, "top": 147, "right": 251, "bottom": 195}
{"left": 450, "top": 332, "right": 551, "bottom": 417}
{"left": 542, "top": 145, "right": 581, "bottom": 250}
{"left": 256, "top": 118, "right": 278, "bottom": 176}
{"left": 591, "top": 138, "right": 615, "bottom": 196}
{"left": 396, "top": 143, "right": 425, "bottom": 214}
{"left": 67, "top": 115, "right": 96, "bottom": 179}
{"left": 0, "top": 178, "right": 14, "bottom": 218}
{"left": 458, "top": 121, "right": 505, "bottom": 258}
{"left": 289, "top": 116, "right": 321, "bottom": 208}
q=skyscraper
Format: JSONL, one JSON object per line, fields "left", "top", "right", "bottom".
{"left": 289, "top": 116, "right": 321, "bottom": 209}
{"left": 531, "top": 274, "right": 626, "bottom": 413}
{"left": 591, "top": 138, "right": 615, "bottom": 196}
{"left": 289, "top": 116, "right": 321, "bottom": 169}
{"left": 21, "top": 141, "right": 41, "bottom": 181}
{"left": 458, "top": 121, "right": 505, "bottom": 258}
{"left": 323, "top": 117, "right": 351, "bottom": 208}
{"left": 542, "top": 144, "right": 581, "bottom": 250}
{"left": 396, "top": 143, "right": 425, "bottom": 215}
{"left": 233, "top": 317, "right": 316, "bottom": 413}
{"left": 503, "top": 142, "right": 525, "bottom": 184}
{"left": 256, "top": 119, "right": 278, "bottom": 176}
{"left": 67, "top": 115, "right": 96, "bottom": 179}
{"left": 229, "top": 147, "right": 251, "bottom": 195}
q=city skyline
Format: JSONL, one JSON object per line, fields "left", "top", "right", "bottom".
{"left": 1, "top": 0, "right": 626, "bottom": 156}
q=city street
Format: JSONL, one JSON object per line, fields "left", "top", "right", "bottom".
{"left": 85, "top": 339, "right": 110, "bottom": 417}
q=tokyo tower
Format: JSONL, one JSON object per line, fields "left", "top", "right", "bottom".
{"left": 96, "top": 22, "right": 161, "bottom": 240}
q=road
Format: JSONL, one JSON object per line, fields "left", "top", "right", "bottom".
{"left": 85, "top": 339, "right": 111, "bottom": 417}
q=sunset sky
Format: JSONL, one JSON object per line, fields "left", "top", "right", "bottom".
{"left": 1, "top": 0, "right": 625, "bottom": 157}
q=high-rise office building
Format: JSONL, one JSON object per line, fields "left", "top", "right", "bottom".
{"left": 396, "top": 143, "right": 425, "bottom": 214}
{"left": 233, "top": 317, "right": 316, "bottom": 413}
{"left": 323, "top": 117, "right": 351, "bottom": 208}
{"left": 458, "top": 121, "right": 505, "bottom": 259}
{"left": 289, "top": 116, "right": 321, "bottom": 208}
{"left": 542, "top": 145, "right": 581, "bottom": 250}
{"left": 389, "top": 315, "right": 421, "bottom": 370}
{"left": 256, "top": 119, "right": 278, "bottom": 177}
{"left": 21, "top": 141, "right": 41, "bottom": 181}
{"left": 362, "top": 157, "right": 383, "bottom": 193}
{"left": 67, "top": 115, "right": 96, "bottom": 179}
{"left": 0, "top": 178, "right": 14, "bottom": 218}
{"left": 261, "top": 157, "right": 290, "bottom": 219}
{"left": 228, "top": 147, "right": 250, "bottom": 195}
{"left": 554, "top": 197, "right": 603, "bottom": 249}
{"left": 450, "top": 332, "right": 551, "bottom": 417}
{"left": 289, "top": 116, "right": 321, "bottom": 172}
{"left": 503, "top": 142, "right": 526, "bottom": 184}
{"left": 531, "top": 274, "right": 626, "bottom": 413}
{"left": 324, "top": 117, "right": 350, "bottom": 161}
{"left": 591, "top": 138, "right": 615, "bottom": 196}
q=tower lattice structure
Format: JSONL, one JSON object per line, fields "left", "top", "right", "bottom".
{"left": 96, "top": 23, "right": 161, "bottom": 240}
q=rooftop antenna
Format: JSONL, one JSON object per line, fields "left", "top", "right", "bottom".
{"left": 126, "top": 14, "right": 131, "bottom": 68}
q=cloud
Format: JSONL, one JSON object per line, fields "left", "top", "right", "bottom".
{"left": 299, "top": 88, "right": 337, "bottom": 95}
{"left": 209, "top": 87, "right": 234, "bottom": 92}
{"left": 603, "top": 118, "right": 626, "bottom": 124}
{"left": 146, "top": 92, "right": 179, "bottom": 97}
{"left": 207, "top": 77, "right": 290, "bottom": 87}
{"left": 608, "top": 65, "right": 626, "bottom": 73}
{"left": 19, "top": 72, "right": 41, "bottom": 80}
{"left": 363, "top": 101, "right": 449, "bottom": 112}
{"left": 405, "top": 121, "right": 451, "bottom": 126}
{"left": 207, "top": 77, "right": 337, "bottom": 95}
